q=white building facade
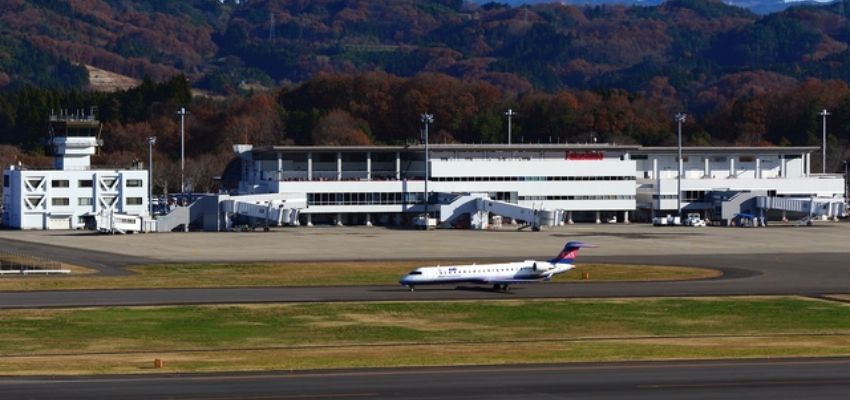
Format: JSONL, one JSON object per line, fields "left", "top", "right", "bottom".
{"left": 2, "top": 167, "right": 149, "bottom": 229}
{"left": 1, "top": 114, "right": 150, "bottom": 230}
{"left": 222, "top": 144, "right": 637, "bottom": 225}
{"left": 633, "top": 147, "right": 845, "bottom": 219}
{"left": 221, "top": 144, "right": 845, "bottom": 226}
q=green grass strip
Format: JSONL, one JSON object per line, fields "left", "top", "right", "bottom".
{"left": 0, "top": 297, "right": 849, "bottom": 374}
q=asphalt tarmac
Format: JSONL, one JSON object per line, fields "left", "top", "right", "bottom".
{"left": 0, "top": 237, "right": 155, "bottom": 276}
{"left": 4, "top": 358, "right": 850, "bottom": 399}
{"left": 0, "top": 252, "right": 847, "bottom": 309}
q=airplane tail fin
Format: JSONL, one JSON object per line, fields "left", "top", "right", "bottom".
{"left": 550, "top": 241, "right": 595, "bottom": 265}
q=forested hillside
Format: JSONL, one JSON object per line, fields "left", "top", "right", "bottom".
{"left": 2, "top": 0, "right": 850, "bottom": 194}
{"left": 4, "top": 0, "right": 850, "bottom": 96}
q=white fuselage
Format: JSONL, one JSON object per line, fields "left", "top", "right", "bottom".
{"left": 399, "top": 260, "right": 574, "bottom": 287}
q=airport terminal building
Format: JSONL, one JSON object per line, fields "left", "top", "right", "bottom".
{"left": 3, "top": 128, "right": 844, "bottom": 230}
{"left": 219, "top": 144, "right": 638, "bottom": 226}
{"left": 218, "top": 143, "right": 845, "bottom": 227}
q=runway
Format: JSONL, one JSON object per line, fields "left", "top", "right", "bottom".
{"left": 3, "top": 357, "right": 850, "bottom": 399}
{"left": 0, "top": 252, "right": 847, "bottom": 309}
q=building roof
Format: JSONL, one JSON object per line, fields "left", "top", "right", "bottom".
{"left": 249, "top": 144, "right": 819, "bottom": 155}
{"left": 250, "top": 143, "right": 641, "bottom": 153}
{"left": 634, "top": 146, "right": 819, "bottom": 154}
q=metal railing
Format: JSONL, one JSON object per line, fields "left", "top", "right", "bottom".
{"left": 0, "top": 251, "right": 70, "bottom": 274}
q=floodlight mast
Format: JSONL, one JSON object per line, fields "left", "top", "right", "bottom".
{"left": 844, "top": 160, "right": 849, "bottom": 204}
{"left": 177, "top": 107, "right": 188, "bottom": 196}
{"left": 675, "top": 112, "right": 687, "bottom": 218}
{"left": 505, "top": 108, "right": 516, "bottom": 145}
{"left": 421, "top": 113, "right": 434, "bottom": 227}
{"left": 820, "top": 109, "right": 830, "bottom": 174}
{"left": 147, "top": 136, "right": 156, "bottom": 217}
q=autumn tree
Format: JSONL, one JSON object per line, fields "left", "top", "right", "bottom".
{"left": 311, "top": 109, "right": 373, "bottom": 145}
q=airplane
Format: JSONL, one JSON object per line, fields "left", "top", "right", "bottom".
{"left": 399, "top": 241, "right": 595, "bottom": 292}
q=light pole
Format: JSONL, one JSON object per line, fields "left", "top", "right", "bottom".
{"left": 675, "top": 112, "right": 687, "bottom": 218}
{"left": 504, "top": 108, "right": 516, "bottom": 145}
{"left": 177, "top": 107, "right": 187, "bottom": 196}
{"left": 820, "top": 109, "right": 830, "bottom": 174}
{"left": 147, "top": 136, "right": 156, "bottom": 217}
{"left": 843, "top": 159, "right": 849, "bottom": 202}
{"left": 421, "top": 113, "right": 433, "bottom": 225}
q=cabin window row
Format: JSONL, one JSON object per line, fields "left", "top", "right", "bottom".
{"left": 519, "top": 195, "right": 635, "bottom": 201}
{"left": 439, "top": 267, "right": 519, "bottom": 275}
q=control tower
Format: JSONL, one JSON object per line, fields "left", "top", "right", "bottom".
{"left": 48, "top": 109, "right": 103, "bottom": 170}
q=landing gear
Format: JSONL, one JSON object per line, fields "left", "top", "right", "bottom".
{"left": 408, "top": 285, "right": 415, "bottom": 292}
{"left": 493, "top": 284, "right": 510, "bottom": 292}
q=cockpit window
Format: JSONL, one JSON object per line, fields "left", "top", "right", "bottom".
{"left": 408, "top": 271, "right": 423, "bottom": 275}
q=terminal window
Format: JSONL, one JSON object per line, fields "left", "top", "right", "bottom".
{"left": 78, "top": 198, "right": 93, "bottom": 206}
{"left": 78, "top": 180, "right": 93, "bottom": 188}
{"left": 51, "top": 180, "right": 70, "bottom": 188}
{"left": 51, "top": 197, "right": 70, "bottom": 206}
{"left": 126, "top": 179, "right": 143, "bottom": 187}
{"left": 126, "top": 197, "right": 143, "bottom": 205}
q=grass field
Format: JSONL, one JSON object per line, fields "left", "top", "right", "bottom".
{"left": 0, "top": 262, "right": 719, "bottom": 291}
{"left": 1, "top": 296, "right": 849, "bottom": 374}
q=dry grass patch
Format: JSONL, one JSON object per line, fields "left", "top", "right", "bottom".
{"left": 339, "top": 313, "right": 486, "bottom": 331}
{"left": 3, "top": 335, "right": 850, "bottom": 375}
{"left": 822, "top": 295, "right": 850, "bottom": 302}
{"left": 559, "top": 264, "right": 720, "bottom": 282}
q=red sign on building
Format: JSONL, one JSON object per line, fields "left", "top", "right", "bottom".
{"left": 566, "top": 151, "right": 604, "bottom": 160}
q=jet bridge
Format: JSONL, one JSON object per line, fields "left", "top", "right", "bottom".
{"left": 219, "top": 193, "right": 307, "bottom": 231}
{"left": 439, "top": 193, "right": 561, "bottom": 230}
{"left": 95, "top": 210, "right": 145, "bottom": 234}
{"left": 756, "top": 196, "right": 846, "bottom": 221}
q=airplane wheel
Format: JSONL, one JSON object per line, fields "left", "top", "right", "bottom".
{"left": 409, "top": 286, "right": 415, "bottom": 292}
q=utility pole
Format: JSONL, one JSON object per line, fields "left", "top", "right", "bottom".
{"left": 421, "top": 113, "right": 433, "bottom": 228}
{"left": 147, "top": 136, "right": 156, "bottom": 217}
{"left": 177, "top": 107, "right": 187, "bottom": 197}
{"left": 504, "top": 108, "right": 516, "bottom": 145}
{"left": 675, "top": 112, "right": 687, "bottom": 218}
{"left": 820, "top": 109, "right": 830, "bottom": 174}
